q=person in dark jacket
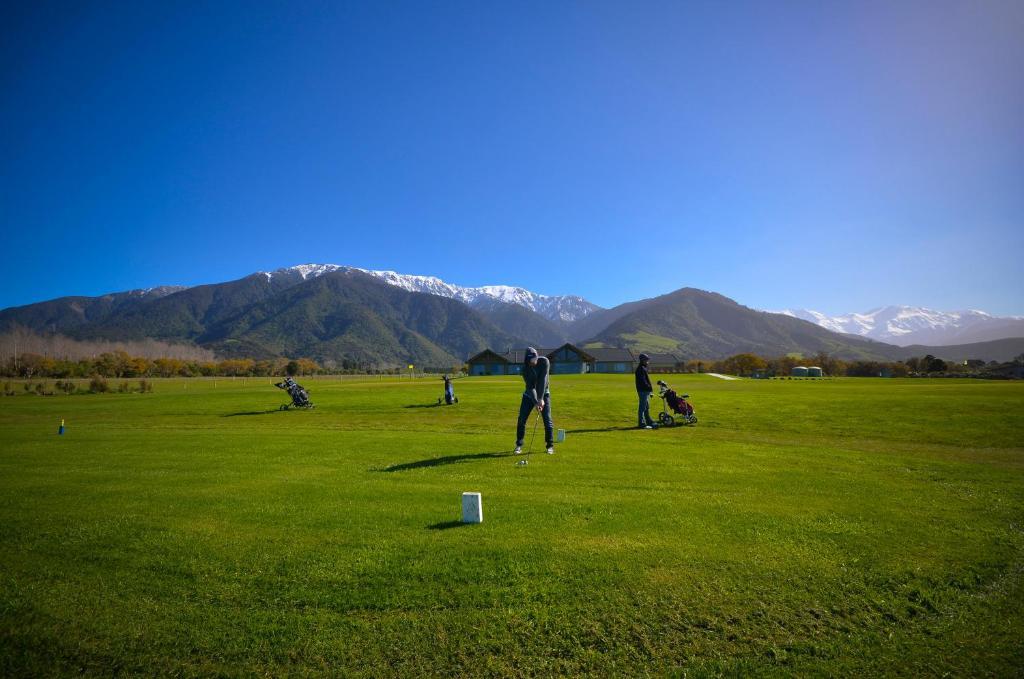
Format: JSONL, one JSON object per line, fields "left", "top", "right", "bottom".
{"left": 635, "top": 353, "right": 656, "bottom": 429}
{"left": 514, "top": 347, "right": 554, "bottom": 454}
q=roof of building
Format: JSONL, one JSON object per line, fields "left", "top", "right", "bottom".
{"left": 468, "top": 348, "right": 556, "bottom": 363}
{"left": 545, "top": 343, "right": 596, "bottom": 362}
{"left": 587, "top": 347, "right": 636, "bottom": 362}
{"left": 466, "top": 348, "right": 510, "bottom": 363}
{"left": 646, "top": 352, "right": 681, "bottom": 365}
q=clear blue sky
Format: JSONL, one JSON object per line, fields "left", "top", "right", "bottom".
{"left": 2, "top": 1, "right": 1022, "bottom": 315}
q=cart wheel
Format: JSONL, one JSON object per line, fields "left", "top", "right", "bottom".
{"left": 689, "top": 415, "right": 697, "bottom": 425}
{"left": 659, "top": 413, "right": 674, "bottom": 426}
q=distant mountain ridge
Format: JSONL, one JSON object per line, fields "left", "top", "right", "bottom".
{"left": 582, "top": 288, "right": 901, "bottom": 361}
{"left": 776, "top": 306, "right": 1024, "bottom": 346}
{"left": 2, "top": 264, "right": 1020, "bottom": 364}
{"left": 0, "top": 269, "right": 523, "bottom": 367}
{"left": 261, "top": 264, "right": 602, "bottom": 324}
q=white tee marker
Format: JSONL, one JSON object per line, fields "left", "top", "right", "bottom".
{"left": 462, "top": 492, "right": 483, "bottom": 524}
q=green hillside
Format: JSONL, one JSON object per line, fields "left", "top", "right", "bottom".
{"left": 0, "top": 271, "right": 528, "bottom": 368}
{"left": 586, "top": 288, "right": 900, "bottom": 359}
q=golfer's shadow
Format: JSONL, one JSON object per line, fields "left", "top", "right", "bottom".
{"left": 403, "top": 402, "right": 443, "bottom": 409}
{"left": 378, "top": 451, "right": 510, "bottom": 472}
{"left": 222, "top": 409, "right": 283, "bottom": 417}
{"left": 566, "top": 426, "right": 635, "bottom": 434}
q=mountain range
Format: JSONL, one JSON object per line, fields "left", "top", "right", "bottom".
{"left": 2, "top": 264, "right": 1021, "bottom": 366}
{"left": 776, "top": 306, "right": 1024, "bottom": 347}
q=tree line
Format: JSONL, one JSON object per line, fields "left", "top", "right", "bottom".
{"left": 0, "top": 329, "right": 462, "bottom": 378}
{"left": 689, "top": 352, "right": 1021, "bottom": 378}
{"left": 2, "top": 350, "right": 463, "bottom": 379}
{"left": 0, "top": 352, "right": 325, "bottom": 379}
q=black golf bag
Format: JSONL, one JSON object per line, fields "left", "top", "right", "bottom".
{"left": 439, "top": 375, "right": 458, "bottom": 405}
{"left": 275, "top": 376, "right": 314, "bottom": 409}
{"left": 656, "top": 380, "right": 696, "bottom": 426}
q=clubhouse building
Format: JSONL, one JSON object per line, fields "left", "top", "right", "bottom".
{"left": 467, "top": 343, "right": 683, "bottom": 376}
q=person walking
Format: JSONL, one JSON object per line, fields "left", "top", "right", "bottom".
{"left": 635, "top": 353, "right": 656, "bottom": 429}
{"left": 514, "top": 347, "right": 555, "bottom": 454}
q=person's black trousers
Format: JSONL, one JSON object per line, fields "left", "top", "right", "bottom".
{"left": 516, "top": 393, "right": 553, "bottom": 447}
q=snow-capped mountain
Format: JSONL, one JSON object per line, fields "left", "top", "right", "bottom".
{"left": 775, "top": 306, "right": 1024, "bottom": 347}
{"left": 263, "top": 264, "right": 602, "bottom": 323}
{"left": 124, "top": 285, "right": 188, "bottom": 299}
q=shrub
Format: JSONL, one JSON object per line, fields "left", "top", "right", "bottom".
{"left": 55, "top": 380, "right": 77, "bottom": 394}
{"left": 35, "top": 382, "right": 47, "bottom": 396}
{"left": 3, "top": 381, "right": 14, "bottom": 396}
{"left": 89, "top": 376, "right": 109, "bottom": 393}
{"left": 138, "top": 379, "right": 153, "bottom": 393}
{"left": 117, "top": 381, "right": 131, "bottom": 393}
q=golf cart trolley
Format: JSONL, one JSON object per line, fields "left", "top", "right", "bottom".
{"left": 274, "top": 376, "right": 314, "bottom": 410}
{"left": 656, "top": 380, "right": 697, "bottom": 426}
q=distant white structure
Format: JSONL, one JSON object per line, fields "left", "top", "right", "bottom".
{"left": 791, "top": 366, "right": 809, "bottom": 377}
{"left": 807, "top": 366, "right": 823, "bottom": 377}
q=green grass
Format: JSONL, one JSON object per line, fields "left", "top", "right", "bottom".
{"left": 616, "top": 331, "right": 682, "bottom": 352}
{"left": 1, "top": 375, "right": 1022, "bottom": 676}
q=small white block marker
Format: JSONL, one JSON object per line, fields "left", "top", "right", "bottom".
{"left": 462, "top": 492, "right": 483, "bottom": 524}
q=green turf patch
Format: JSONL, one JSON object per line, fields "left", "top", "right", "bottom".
{"left": 1, "top": 375, "right": 1022, "bottom": 675}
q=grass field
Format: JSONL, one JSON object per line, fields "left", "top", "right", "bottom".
{"left": 1, "top": 374, "right": 1022, "bottom": 676}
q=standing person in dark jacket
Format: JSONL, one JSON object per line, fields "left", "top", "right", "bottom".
{"left": 514, "top": 347, "right": 555, "bottom": 454}
{"left": 635, "top": 353, "right": 656, "bottom": 429}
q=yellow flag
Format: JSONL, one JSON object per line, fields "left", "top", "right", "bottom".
{"left": 408, "top": 364, "right": 414, "bottom": 370}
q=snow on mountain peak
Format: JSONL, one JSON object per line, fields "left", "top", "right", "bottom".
{"left": 773, "top": 305, "right": 1024, "bottom": 346}
{"left": 259, "top": 264, "right": 602, "bottom": 323}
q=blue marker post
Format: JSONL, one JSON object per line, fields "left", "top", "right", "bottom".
{"left": 58, "top": 419, "right": 65, "bottom": 435}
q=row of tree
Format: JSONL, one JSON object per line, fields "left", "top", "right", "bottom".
{"left": 0, "top": 328, "right": 215, "bottom": 363}
{"left": 2, "top": 352, "right": 322, "bottom": 379}
{"left": 695, "top": 352, "right": 1019, "bottom": 378}
{"left": 1, "top": 350, "right": 465, "bottom": 379}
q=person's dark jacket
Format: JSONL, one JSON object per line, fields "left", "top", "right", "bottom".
{"left": 523, "top": 356, "right": 550, "bottom": 405}
{"left": 635, "top": 362, "right": 652, "bottom": 393}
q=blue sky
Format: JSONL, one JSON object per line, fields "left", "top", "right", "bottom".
{"left": 2, "top": 1, "right": 1022, "bottom": 315}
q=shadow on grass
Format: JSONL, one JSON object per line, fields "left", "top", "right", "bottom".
{"left": 222, "top": 409, "right": 283, "bottom": 417}
{"left": 566, "top": 426, "right": 637, "bottom": 434}
{"left": 378, "top": 451, "right": 510, "bottom": 472}
{"left": 427, "top": 520, "right": 471, "bottom": 530}
{"left": 404, "top": 402, "right": 443, "bottom": 409}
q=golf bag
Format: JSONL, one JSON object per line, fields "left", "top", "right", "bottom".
{"left": 275, "top": 376, "right": 314, "bottom": 409}
{"left": 656, "top": 380, "right": 696, "bottom": 426}
{"left": 439, "top": 375, "right": 459, "bottom": 405}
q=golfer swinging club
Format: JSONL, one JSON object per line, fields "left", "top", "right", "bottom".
{"left": 514, "top": 347, "right": 555, "bottom": 455}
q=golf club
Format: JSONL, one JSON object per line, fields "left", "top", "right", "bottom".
{"left": 526, "top": 410, "right": 541, "bottom": 454}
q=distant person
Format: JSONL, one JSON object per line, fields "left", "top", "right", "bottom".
{"left": 635, "top": 353, "right": 656, "bottom": 429}
{"left": 514, "top": 347, "right": 554, "bottom": 454}
{"left": 443, "top": 374, "right": 456, "bottom": 405}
